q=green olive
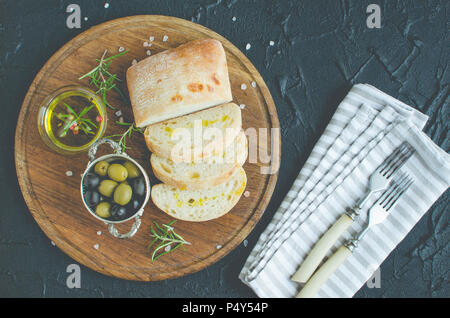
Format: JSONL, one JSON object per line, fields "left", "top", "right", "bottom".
{"left": 98, "top": 179, "right": 118, "bottom": 197}
{"left": 108, "top": 164, "right": 128, "bottom": 182}
{"left": 95, "top": 202, "right": 111, "bottom": 218}
{"left": 94, "top": 160, "right": 109, "bottom": 176}
{"left": 113, "top": 183, "right": 133, "bottom": 206}
{"left": 123, "top": 161, "right": 140, "bottom": 179}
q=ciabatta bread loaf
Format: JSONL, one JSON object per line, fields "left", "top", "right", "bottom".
{"left": 127, "top": 39, "right": 233, "bottom": 127}
{"left": 150, "top": 131, "right": 247, "bottom": 190}
{"left": 144, "top": 102, "right": 242, "bottom": 162}
{"left": 151, "top": 167, "right": 247, "bottom": 222}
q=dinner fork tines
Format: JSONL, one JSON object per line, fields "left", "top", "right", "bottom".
{"left": 296, "top": 174, "right": 414, "bottom": 298}
{"left": 348, "top": 172, "right": 414, "bottom": 248}
{"left": 355, "top": 142, "right": 414, "bottom": 210}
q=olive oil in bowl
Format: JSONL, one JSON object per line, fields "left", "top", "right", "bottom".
{"left": 38, "top": 86, "right": 107, "bottom": 155}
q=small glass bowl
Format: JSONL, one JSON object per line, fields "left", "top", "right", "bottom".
{"left": 37, "top": 85, "right": 107, "bottom": 155}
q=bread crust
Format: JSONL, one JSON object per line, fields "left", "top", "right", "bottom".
{"left": 127, "top": 38, "right": 233, "bottom": 127}
{"left": 144, "top": 103, "right": 242, "bottom": 162}
{"left": 151, "top": 154, "right": 241, "bottom": 190}
{"left": 150, "top": 167, "right": 247, "bottom": 222}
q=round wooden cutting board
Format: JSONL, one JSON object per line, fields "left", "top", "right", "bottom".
{"left": 15, "top": 15, "right": 280, "bottom": 281}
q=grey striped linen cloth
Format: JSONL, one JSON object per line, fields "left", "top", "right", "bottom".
{"left": 239, "top": 83, "right": 450, "bottom": 297}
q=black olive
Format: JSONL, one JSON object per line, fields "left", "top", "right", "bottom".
{"left": 110, "top": 204, "right": 127, "bottom": 220}
{"left": 83, "top": 173, "right": 100, "bottom": 189}
{"left": 84, "top": 191, "right": 100, "bottom": 207}
{"left": 132, "top": 177, "right": 146, "bottom": 197}
{"left": 128, "top": 198, "right": 140, "bottom": 212}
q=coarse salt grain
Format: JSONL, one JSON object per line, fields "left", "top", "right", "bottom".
{"left": 115, "top": 110, "right": 122, "bottom": 117}
{"left": 240, "top": 104, "right": 246, "bottom": 109}
{"left": 118, "top": 47, "right": 125, "bottom": 52}
{"left": 232, "top": 16, "right": 236, "bottom": 22}
{"left": 97, "top": 231, "right": 102, "bottom": 236}
{"left": 163, "top": 35, "right": 168, "bottom": 42}
{"left": 84, "top": 17, "right": 88, "bottom": 21}
{"left": 251, "top": 81, "right": 257, "bottom": 88}
{"left": 51, "top": 241, "right": 56, "bottom": 246}
{"left": 146, "top": 50, "right": 152, "bottom": 56}
{"left": 104, "top": 3, "right": 109, "bottom": 9}
{"left": 216, "top": 244, "right": 222, "bottom": 249}
{"left": 65, "top": 171, "right": 73, "bottom": 177}
{"left": 132, "top": 59, "right": 138, "bottom": 65}
{"left": 269, "top": 40, "right": 275, "bottom": 46}
{"left": 243, "top": 239, "right": 248, "bottom": 247}
{"left": 244, "top": 191, "right": 250, "bottom": 197}
{"left": 149, "top": 36, "right": 154, "bottom": 42}
{"left": 93, "top": 244, "right": 99, "bottom": 250}
{"left": 143, "top": 41, "right": 149, "bottom": 47}
{"left": 246, "top": 43, "right": 251, "bottom": 50}
{"left": 241, "top": 83, "right": 247, "bottom": 90}
{"left": 165, "top": 245, "right": 171, "bottom": 252}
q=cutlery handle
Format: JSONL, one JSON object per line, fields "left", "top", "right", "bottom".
{"left": 296, "top": 245, "right": 352, "bottom": 298}
{"left": 291, "top": 213, "right": 353, "bottom": 283}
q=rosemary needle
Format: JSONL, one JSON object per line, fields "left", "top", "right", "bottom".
{"left": 79, "top": 49, "right": 129, "bottom": 109}
{"left": 105, "top": 121, "right": 144, "bottom": 152}
{"left": 56, "top": 103, "right": 97, "bottom": 137}
{"left": 147, "top": 220, "right": 191, "bottom": 262}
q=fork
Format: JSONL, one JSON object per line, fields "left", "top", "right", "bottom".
{"left": 291, "top": 142, "right": 414, "bottom": 283}
{"left": 296, "top": 173, "right": 414, "bottom": 298}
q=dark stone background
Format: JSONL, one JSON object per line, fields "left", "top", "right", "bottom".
{"left": 0, "top": 0, "right": 448, "bottom": 298}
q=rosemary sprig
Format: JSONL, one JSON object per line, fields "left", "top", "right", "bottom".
{"left": 55, "top": 103, "right": 98, "bottom": 137}
{"left": 105, "top": 121, "right": 144, "bottom": 152}
{"left": 78, "top": 49, "right": 129, "bottom": 109}
{"left": 147, "top": 220, "right": 191, "bottom": 262}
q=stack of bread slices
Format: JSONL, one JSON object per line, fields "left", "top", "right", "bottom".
{"left": 126, "top": 38, "right": 247, "bottom": 222}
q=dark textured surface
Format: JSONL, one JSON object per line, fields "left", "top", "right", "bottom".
{"left": 0, "top": 0, "right": 448, "bottom": 298}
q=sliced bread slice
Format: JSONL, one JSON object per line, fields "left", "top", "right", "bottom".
{"left": 151, "top": 167, "right": 247, "bottom": 222}
{"left": 151, "top": 131, "right": 248, "bottom": 189}
{"left": 144, "top": 103, "right": 242, "bottom": 162}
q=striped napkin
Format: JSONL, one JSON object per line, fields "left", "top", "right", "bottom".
{"left": 239, "top": 84, "right": 450, "bottom": 297}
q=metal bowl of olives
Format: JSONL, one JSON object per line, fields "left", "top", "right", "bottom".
{"left": 80, "top": 139, "right": 150, "bottom": 239}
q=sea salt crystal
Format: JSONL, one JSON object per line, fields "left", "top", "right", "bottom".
{"left": 232, "top": 16, "right": 236, "bottom": 22}
{"left": 164, "top": 245, "right": 171, "bottom": 252}
{"left": 132, "top": 59, "right": 138, "bottom": 65}
{"left": 251, "top": 81, "right": 256, "bottom": 88}
{"left": 245, "top": 43, "right": 251, "bottom": 50}
{"left": 216, "top": 244, "right": 222, "bottom": 249}
{"left": 65, "top": 171, "right": 73, "bottom": 177}
{"left": 97, "top": 231, "right": 102, "bottom": 236}
{"left": 143, "top": 41, "right": 149, "bottom": 47}
{"left": 244, "top": 191, "right": 250, "bottom": 197}
{"left": 84, "top": 17, "right": 88, "bottom": 21}
{"left": 146, "top": 50, "right": 152, "bottom": 56}
{"left": 149, "top": 36, "right": 155, "bottom": 42}
{"left": 118, "top": 46, "right": 125, "bottom": 52}
{"left": 243, "top": 239, "right": 248, "bottom": 247}
{"left": 51, "top": 241, "right": 56, "bottom": 246}
{"left": 239, "top": 104, "right": 246, "bottom": 109}
{"left": 104, "top": 3, "right": 109, "bottom": 9}
{"left": 115, "top": 110, "right": 122, "bottom": 117}
{"left": 163, "top": 35, "right": 168, "bottom": 42}
{"left": 241, "top": 83, "right": 247, "bottom": 90}
{"left": 93, "top": 244, "right": 99, "bottom": 250}
{"left": 269, "top": 40, "right": 275, "bottom": 46}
